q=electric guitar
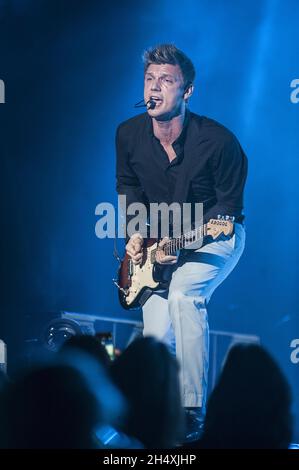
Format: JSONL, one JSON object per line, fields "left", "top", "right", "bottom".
{"left": 114, "top": 217, "right": 234, "bottom": 309}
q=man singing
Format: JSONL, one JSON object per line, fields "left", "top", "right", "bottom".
{"left": 116, "top": 44, "right": 247, "bottom": 441}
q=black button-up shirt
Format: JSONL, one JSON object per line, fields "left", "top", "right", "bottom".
{"left": 116, "top": 109, "right": 247, "bottom": 239}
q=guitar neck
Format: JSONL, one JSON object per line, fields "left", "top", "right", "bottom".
{"left": 150, "top": 223, "right": 208, "bottom": 263}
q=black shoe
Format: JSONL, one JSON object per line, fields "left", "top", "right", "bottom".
{"left": 183, "top": 407, "right": 205, "bottom": 443}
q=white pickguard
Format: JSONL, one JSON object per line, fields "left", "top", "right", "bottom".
{"left": 125, "top": 243, "right": 159, "bottom": 306}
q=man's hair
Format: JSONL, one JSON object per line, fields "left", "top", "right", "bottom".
{"left": 142, "top": 43, "right": 195, "bottom": 89}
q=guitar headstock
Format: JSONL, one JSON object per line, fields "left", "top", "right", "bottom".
{"left": 206, "top": 216, "right": 234, "bottom": 239}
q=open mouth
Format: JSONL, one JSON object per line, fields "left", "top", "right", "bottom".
{"left": 150, "top": 96, "right": 163, "bottom": 103}
{"left": 148, "top": 96, "right": 163, "bottom": 108}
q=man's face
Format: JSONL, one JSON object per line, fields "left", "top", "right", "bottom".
{"left": 144, "top": 63, "right": 186, "bottom": 120}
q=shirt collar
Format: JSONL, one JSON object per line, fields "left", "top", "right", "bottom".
{"left": 146, "top": 108, "right": 190, "bottom": 145}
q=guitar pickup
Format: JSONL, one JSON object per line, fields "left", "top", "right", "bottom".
{"left": 128, "top": 259, "right": 133, "bottom": 277}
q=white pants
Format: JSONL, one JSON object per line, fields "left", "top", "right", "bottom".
{"left": 142, "top": 223, "right": 246, "bottom": 408}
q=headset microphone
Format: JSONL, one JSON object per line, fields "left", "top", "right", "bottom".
{"left": 147, "top": 98, "right": 156, "bottom": 109}
{"left": 134, "top": 98, "right": 156, "bottom": 109}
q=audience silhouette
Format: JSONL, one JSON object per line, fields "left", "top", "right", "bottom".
{"left": 110, "top": 336, "right": 185, "bottom": 448}
{"left": 0, "top": 336, "right": 294, "bottom": 450}
{"left": 199, "top": 343, "right": 292, "bottom": 449}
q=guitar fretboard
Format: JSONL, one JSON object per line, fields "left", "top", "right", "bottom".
{"left": 150, "top": 223, "right": 208, "bottom": 264}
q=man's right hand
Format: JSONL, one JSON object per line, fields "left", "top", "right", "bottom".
{"left": 126, "top": 233, "right": 144, "bottom": 265}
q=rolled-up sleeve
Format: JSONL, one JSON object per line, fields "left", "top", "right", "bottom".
{"left": 204, "top": 133, "right": 248, "bottom": 222}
